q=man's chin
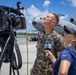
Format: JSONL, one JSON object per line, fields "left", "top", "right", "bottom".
{"left": 42, "top": 21, "right": 47, "bottom": 24}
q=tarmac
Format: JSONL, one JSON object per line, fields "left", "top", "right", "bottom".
{"left": 0, "top": 38, "right": 37, "bottom": 75}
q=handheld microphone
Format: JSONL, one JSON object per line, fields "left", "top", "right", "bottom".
{"left": 44, "top": 42, "right": 52, "bottom": 50}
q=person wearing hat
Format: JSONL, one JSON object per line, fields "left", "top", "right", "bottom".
{"left": 45, "top": 25, "right": 76, "bottom": 75}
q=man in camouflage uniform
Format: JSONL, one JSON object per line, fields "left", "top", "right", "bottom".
{"left": 30, "top": 13, "right": 64, "bottom": 75}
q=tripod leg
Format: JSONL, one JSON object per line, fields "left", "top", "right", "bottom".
{"left": 12, "top": 67, "right": 19, "bottom": 75}
{"left": 9, "top": 62, "right": 12, "bottom": 75}
{"left": 13, "top": 58, "right": 20, "bottom": 75}
{"left": 0, "top": 69, "right": 1, "bottom": 75}
{"left": 12, "top": 69, "right": 15, "bottom": 75}
{"left": 11, "top": 53, "right": 20, "bottom": 75}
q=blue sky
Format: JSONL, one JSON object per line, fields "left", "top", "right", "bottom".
{"left": 0, "top": 0, "right": 76, "bottom": 33}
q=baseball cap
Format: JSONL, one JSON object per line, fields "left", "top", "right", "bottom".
{"left": 64, "top": 25, "right": 76, "bottom": 36}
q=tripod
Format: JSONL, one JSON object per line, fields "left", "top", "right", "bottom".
{"left": 0, "top": 28, "right": 22, "bottom": 75}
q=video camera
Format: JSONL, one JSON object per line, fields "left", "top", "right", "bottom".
{"left": 0, "top": 1, "right": 26, "bottom": 34}
{"left": 0, "top": 2, "right": 26, "bottom": 75}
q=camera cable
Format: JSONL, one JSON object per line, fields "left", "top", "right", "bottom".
{"left": 9, "top": 27, "right": 22, "bottom": 75}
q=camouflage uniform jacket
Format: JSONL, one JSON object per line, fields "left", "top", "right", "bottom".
{"left": 30, "top": 30, "right": 64, "bottom": 75}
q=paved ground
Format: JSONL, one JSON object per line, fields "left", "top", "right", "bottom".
{"left": 0, "top": 38, "right": 37, "bottom": 75}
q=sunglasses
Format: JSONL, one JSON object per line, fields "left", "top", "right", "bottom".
{"left": 62, "top": 31, "right": 72, "bottom": 37}
{"left": 65, "top": 31, "right": 72, "bottom": 34}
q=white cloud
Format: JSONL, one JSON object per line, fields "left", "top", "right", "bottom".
{"left": 27, "top": 5, "right": 41, "bottom": 18}
{"left": 26, "top": 5, "right": 49, "bottom": 20}
{"left": 68, "top": 0, "right": 76, "bottom": 7}
{"left": 26, "top": 5, "right": 49, "bottom": 30}
{"left": 61, "top": 1, "right": 66, "bottom": 6}
{"left": 43, "top": 0, "right": 51, "bottom": 7}
{"left": 20, "top": 9, "right": 26, "bottom": 16}
{"left": 60, "top": 15, "right": 68, "bottom": 19}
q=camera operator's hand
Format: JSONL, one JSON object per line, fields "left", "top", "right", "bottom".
{"left": 44, "top": 50, "right": 56, "bottom": 63}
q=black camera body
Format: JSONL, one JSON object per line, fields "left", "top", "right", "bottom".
{"left": 0, "top": 13, "right": 10, "bottom": 32}
{"left": 0, "top": 2, "right": 25, "bottom": 72}
{"left": 0, "top": 2, "right": 26, "bottom": 34}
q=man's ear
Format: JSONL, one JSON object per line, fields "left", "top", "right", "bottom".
{"left": 51, "top": 21, "right": 56, "bottom": 26}
{"left": 72, "top": 37, "right": 76, "bottom": 41}
{"left": 75, "top": 38, "right": 76, "bottom": 41}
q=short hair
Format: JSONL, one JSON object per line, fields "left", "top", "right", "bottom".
{"left": 51, "top": 13, "right": 59, "bottom": 25}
